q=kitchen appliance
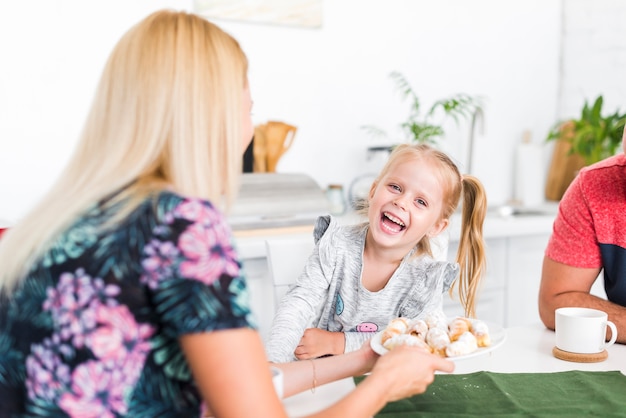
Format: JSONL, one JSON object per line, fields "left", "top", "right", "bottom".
{"left": 228, "top": 173, "right": 330, "bottom": 230}
{"left": 348, "top": 145, "right": 393, "bottom": 209}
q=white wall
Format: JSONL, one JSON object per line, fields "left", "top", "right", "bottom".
{"left": 0, "top": 0, "right": 194, "bottom": 223}
{"left": 0, "top": 1, "right": 563, "bottom": 222}
{"left": 560, "top": 0, "right": 626, "bottom": 119}
{"left": 222, "top": 0, "right": 562, "bottom": 210}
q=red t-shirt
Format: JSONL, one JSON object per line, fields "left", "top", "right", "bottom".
{"left": 545, "top": 153, "right": 626, "bottom": 306}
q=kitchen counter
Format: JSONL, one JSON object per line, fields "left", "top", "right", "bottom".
{"left": 449, "top": 209, "right": 557, "bottom": 240}
{"left": 234, "top": 204, "right": 559, "bottom": 260}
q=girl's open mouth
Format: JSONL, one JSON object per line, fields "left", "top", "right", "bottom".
{"left": 381, "top": 212, "right": 405, "bottom": 232}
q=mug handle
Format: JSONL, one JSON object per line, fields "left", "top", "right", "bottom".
{"left": 603, "top": 321, "right": 618, "bottom": 348}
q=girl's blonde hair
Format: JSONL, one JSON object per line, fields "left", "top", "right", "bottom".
{"left": 368, "top": 143, "right": 487, "bottom": 317}
{"left": 0, "top": 10, "right": 248, "bottom": 294}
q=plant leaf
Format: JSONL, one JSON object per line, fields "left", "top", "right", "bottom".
{"left": 362, "top": 71, "right": 481, "bottom": 146}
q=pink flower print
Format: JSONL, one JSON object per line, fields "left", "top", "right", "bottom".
{"left": 88, "top": 324, "right": 124, "bottom": 365}
{"left": 140, "top": 239, "right": 179, "bottom": 289}
{"left": 43, "top": 269, "right": 120, "bottom": 349}
{"left": 59, "top": 361, "right": 127, "bottom": 417}
{"left": 59, "top": 306, "right": 155, "bottom": 417}
{"left": 174, "top": 199, "right": 221, "bottom": 226}
{"left": 178, "top": 222, "right": 240, "bottom": 285}
{"left": 88, "top": 305, "right": 154, "bottom": 365}
{"left": 25, "top": 339, "right": 71, "bottom": 403}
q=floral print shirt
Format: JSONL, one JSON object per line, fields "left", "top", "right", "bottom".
{"left": 0, "top": 190, "right": 255, "bottom": 417}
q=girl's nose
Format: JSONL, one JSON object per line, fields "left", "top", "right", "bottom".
{"left": 393, "top": 195, "right": 408, "bottom": 211}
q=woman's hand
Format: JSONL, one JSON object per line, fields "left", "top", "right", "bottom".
{"left": 306, "top": 343, "right": 454, "bottom": 417}
{"left": 369, "top": 345, "right": 454, "bottom": 402}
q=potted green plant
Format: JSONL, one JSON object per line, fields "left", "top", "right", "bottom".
{"left": 546, "top": 95, "right": 626, "bottom": 165}
{"left": 361, "top": 71, "right": 482, "bottom": 146}
{"left": 544, "top": 95, "right": 626, "bottom": 201}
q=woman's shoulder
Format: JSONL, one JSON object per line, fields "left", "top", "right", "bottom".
{"left": 146, "top": 190, "right": 226, "bottom": 225}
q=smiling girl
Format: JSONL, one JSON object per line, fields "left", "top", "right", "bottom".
{"left": 267, "top": 143, "right": 487, "bottom": 363}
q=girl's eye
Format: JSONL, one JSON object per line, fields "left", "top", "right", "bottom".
{"left": 415, "top": 198, "right": 427, "bottom": 207}
{"left": 389, "top": 184, "right": 401, "bottom": 192}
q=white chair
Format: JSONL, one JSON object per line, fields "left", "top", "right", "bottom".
{"left": 265, "top": 236, "right": 315, "bottom": 310}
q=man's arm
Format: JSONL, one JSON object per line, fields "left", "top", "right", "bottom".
{"left": 539, "top": 256, "right": 626, "bottom": 344}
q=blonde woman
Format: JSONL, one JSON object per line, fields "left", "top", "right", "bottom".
{"left": 0, "top": 9, "right": 453, "bottom": 417}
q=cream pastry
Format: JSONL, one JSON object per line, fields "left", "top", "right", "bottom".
{"left": 424, "top": 311, "right": 448, "bottom": 331}
{"left": 407, "top": 319, "right": 429, "bottom": 340}
{"left": 426, "top": 327, "right": 450, "bottom": 356}
{"left": 445, "top": 331, "right": 478, "bottom": 357}
{"left": 379, "top": 314, "right": 491, "bottom": 358}
{"left": 470, "top": 319, "right": 491, "bottom": 347}
{"left": 383, "top": 333, "right": 432, "bottom": 353}
{"left": 448, "top": 317, "right": 472, "bottom": 342}
{"left": 380, "top": 317, "right": 410, "bottom": 344}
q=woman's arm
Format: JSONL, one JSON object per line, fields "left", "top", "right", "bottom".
{"left": 181, "top": 328, "right": 288, "bottom": 418}
{"left": 181, "top": 328, "right": 454, "bottom": 418}
{"left": 277, "top": 340, "right": 377, "bottom": 397}
{"left": 309, "top": 346, "right": 454, "bottom": 418}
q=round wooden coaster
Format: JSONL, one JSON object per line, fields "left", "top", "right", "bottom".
{"left": 552, "top": 346, "right": 608, "bottom": 363}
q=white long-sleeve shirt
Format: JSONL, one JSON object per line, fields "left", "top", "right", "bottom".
{"left": 265, "top": 216, "right": 458, "bottom": 363}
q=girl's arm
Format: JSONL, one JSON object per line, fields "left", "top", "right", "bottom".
{"left": 343, "top": 330, "right": 381, "bottom": 353}
{"left": 295, "top": 329, "right": 374, "bottom": 359}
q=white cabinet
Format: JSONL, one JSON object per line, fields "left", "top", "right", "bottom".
{"left": 505, "top": 234, "right": 551, "bottom": 326}
{"left": 240, "top": 256, "right": 274, "bottom": 341}
{"left": 445, "top": 233, "right": 551, "bottom": 328}
{"left": 235, "top": 229, "right": 312, "bottom": 341}
{"left": 443, "top": 238, "right": 507, "bottom": 326}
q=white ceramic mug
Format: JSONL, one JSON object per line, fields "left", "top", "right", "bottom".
{"left": 555, "top": 307, "right": 618, "bottom": 354}
{"left": 271, "top": 366, "right": 284, "bottom": 399}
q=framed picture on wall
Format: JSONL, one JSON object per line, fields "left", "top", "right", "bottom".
{"left": 194, "top": 0, "right": 322, "bottom": 28}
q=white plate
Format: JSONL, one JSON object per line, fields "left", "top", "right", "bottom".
{"left": 370, "top": 321, "right": 506, "bottom": 361}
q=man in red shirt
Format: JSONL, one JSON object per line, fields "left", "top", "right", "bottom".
{"left": 539, "top": 131, "right": 626, "bottom": 344}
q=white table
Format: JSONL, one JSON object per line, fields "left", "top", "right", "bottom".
{"left": 453, "top": 322, "right": 626, "bottom": 375}
{"left": 283, "top": 323, "right": 626, "bottom": 417}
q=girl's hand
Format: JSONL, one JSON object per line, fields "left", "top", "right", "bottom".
{"left": 294, "top": 328, "right": 345, "bottom": 359}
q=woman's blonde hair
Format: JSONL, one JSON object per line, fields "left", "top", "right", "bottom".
{"left": 0, "top": 10, "right": 248, "bottom": 294}
{"left": 367, "top": 143, "right": 488, "bottom": 317}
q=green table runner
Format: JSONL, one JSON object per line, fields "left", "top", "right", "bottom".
{"left": 355, "top": 370, "right": 626, "bottom": 417}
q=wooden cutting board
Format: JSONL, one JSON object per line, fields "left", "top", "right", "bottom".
{"left": 544, "top": 122, "right": 586, "bottom": 201}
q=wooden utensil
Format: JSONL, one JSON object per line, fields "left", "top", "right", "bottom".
{"left": 253, "top": 124, "right": 268, "bottom": 172}
{"left": 264, "top": 121, "right": 297, "bottom": 172}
